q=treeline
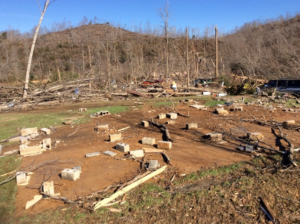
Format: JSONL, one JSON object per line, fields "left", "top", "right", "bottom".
{"left": 0, "top": 13, "right": 300, "bottom": 86}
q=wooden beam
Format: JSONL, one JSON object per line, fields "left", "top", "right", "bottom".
{"left": 94, "top": 166, "right": 167, "bottom": 210}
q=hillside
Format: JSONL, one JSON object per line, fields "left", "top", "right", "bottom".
{"left": 1, "top": 14, "right": 300, "bottom": 86}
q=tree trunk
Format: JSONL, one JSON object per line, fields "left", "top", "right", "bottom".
{"left": 23, "top": 0, "right": 50, "bottom": 98}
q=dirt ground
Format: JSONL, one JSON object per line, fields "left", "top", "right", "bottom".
{"left": 3, "top": 98, "right": 300, "bottom": 217}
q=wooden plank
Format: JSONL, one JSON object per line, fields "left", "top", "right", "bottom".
{"left": 94, "top": 165, "right": 167, "bottom": 210}
{"left": 143, "top": 148, "right": 164, "bottom": 153}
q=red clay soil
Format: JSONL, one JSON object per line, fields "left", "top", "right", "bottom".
{"left": 3, "top": 101, "right": 299, "bottom": 216}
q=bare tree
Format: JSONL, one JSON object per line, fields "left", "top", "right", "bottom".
{"left": 23, "top": 0, "right": 53, "bottom": 98}
{"left": 159, "top": 0, "right": 171, "bottom": 78}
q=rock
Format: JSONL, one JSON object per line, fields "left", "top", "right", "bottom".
{"left": 86, "top": 152, "right": 100, "bottom": 157}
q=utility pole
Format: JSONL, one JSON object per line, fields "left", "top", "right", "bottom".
{"left": 186, "top": 27, "right": 189, "bottom": 87}
{"left": 215, "top": 25, "right": 219, "bottom": 78}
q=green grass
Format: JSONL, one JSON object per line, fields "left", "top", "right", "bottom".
{"left": 0, "top": 112, "right": 72, "bottom": 142}
{"left": 85, "top": 105, "right": 129, "bottom": 115}
{"left": 175, "top": 162, "right": 244, "bottom": 185}
{"left": 204, "top": 99, "right": 226, "bottom": 107}
{"left": 0, "top": 155, "right": 21, "bottom": 220}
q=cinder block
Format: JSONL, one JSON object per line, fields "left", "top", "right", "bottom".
{"left": 167, "top": 113, "right": 177, "bottom": 119}
{"left": 41, "top": 128, "right": 51, "bottom": 135}
{"left": 61, "top": 168, "right": 80, "bottom": 181}
{"left": 16, "top": 172, "right": 27, "bottom": 184}
{"left": 148, "top": 160, "right": 160, "bottom": 171}
{"left": 158, "top": 113, "right": 166, "bottom": 119}
{"left": 73, "top": 166, "right": 81, "bottom": 173}
{"left": 97, "top": 124, "right": 109, "bottom": 131}
{"left": 130, "top": 149, "right": 144, "bottom": 158}
{"left": 232, "top": 106, "right": 243, "bottom": 111}
{"left": 247, "top": 132, "right": 264, "bottom": 141}
{"left": 186, "top": 123, "right": 197, "bottom": 129}
{"left": 97, "top": 110, "right": 110, "bottom": 115}
{"left": 190, "top": 105, "right": 206, "bottom": 109}
{"left": 103, "top": 151, "right": 116, "bottom": 156}
{"left": 283, "top": 120, "right": 295, "bottom": 125}
{"left": 42, "top": 181, "right": 55, "bottom": 196}
{"left": 20, "top": 137, "right": 28, "bottom": 144}
{"left": 110, "top": 133, "right": 122, "bottom": 142}
{"left": 86, "top": 152, "right": 100, "bottom": 157}
{"left": 217, "top": 110, "right": 229, "bottom": 116}
{"left": 141, "top": 121, "right": 149, "bottom": 127}
{"left": 21, "top": 127, "right": 38, "bottom": 136}
{"left": 206, "top": 133, "right": 223, "bottom": 142}
{"left": 157, "top": 141, "right": 172, "bottom": 150}
{"left": 78, "top": 108, "right": 87, "bottom": 112}
{"left": 116, "top": 143, "right": 130, "bottom": 152}
{"left": 166, "top": 120, "right": 176, "bottom": 125}
{"left": 20, "top": 145, "right": 42, "bottom": 156}
{"left": 42, "top": 138, "right": 51, "bottom": 151}
{"left": 142, "top": 137, "right": 155, "bottom": 145}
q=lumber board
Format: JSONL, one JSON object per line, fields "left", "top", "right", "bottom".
{"left": 143, "top": 148, "right": 164, "bottom": 153}
{"left": 94, "top": 165, "right": 167, "bottom": 210}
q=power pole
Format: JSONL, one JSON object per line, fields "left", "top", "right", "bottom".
{"left": 215, "top": 25, "right": 218, "bottom": 78}
{"left": 186, "top": 27, "right": 189, "bottom": 87}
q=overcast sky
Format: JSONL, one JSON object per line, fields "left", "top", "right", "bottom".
{"left": 0, "top": 0, "right": 299, "bottom": 34}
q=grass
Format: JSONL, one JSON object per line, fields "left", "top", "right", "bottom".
{"left": 286, "top": 99, "right": 300, "bottom": 107}
{"left": 85, "top": 105, "right": 129, "bottom": 115}
{"left": 204, "top": 99, "right": 226, "bottom": 107}
{"left": 175, "top": 162, "right": 244, "bottom": 185}
{"left": 0, "top": 155, "right": 21, "bottom": 222}
{"left": 0, "top": 112, "right": 72, "bottom": 142}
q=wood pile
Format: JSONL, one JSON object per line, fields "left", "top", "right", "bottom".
{"left": 0, "top": 79, "right": 226, "bottom": 112}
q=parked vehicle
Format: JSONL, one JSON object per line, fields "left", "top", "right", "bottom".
{"left": 265, "top": 77, "right": 300, "bottom": 93}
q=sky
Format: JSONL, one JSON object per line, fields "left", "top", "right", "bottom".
{"left": 0, "top": 0, "right": 300, "bottom": 35}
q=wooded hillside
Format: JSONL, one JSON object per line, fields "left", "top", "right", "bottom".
{"left": 0, "top": 14, "right": 300, "bottom": 87}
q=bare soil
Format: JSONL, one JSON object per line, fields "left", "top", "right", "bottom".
{"left": 3, "top": 99, "right": 300, "bottom": 218}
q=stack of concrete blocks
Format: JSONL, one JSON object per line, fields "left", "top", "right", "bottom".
{"left": 86, "top": 152, "right": 100, "bottom": 157}
{"left": 247, "top": 132, "right": 264, "bottom": 141}
{"left": 186, "top": 123, "right": 197, "bottom": 129}
{"left": 110, "top": 133, "right": 122, "bottom": 142}
{"left": 148, "top": 160, "right": 160, "bottom": 171}
{"left": 130, "top": 149, "right": 144, "bottom": 158}
{"left": 158, "top": 114, "right": 166, "bottom": 119}
{"left": 61, "top": 167, "right": 81, "bottom": 181}
{"left": 42, "top": 181, "right": 55, "bottom": 196}
{"left": 215, "top": 108, "right": 229, "bottom": 116}
{"left": 167, "top": 113, "right": 177, "bottom": 120}
{"left": 142, "top": 137, "right": 155, "bottom": 145}
{"left": 283, "top": 120, "right": 295, "bottom": 126}
{"left": 41, "top": 128, "right": 51, "bottom": 135}
{"left": 116, "top": 143, "right": 130, "bottom": 152}
{"left": 141, "top": 121, "right": 149, "bottom": 127}
{"left": 97, "top": 124, "right": 109, "bottom": 131}
{"left": 19, "top": 145, "right": 42, "bottom": 156}
{"left": 78, "top": 108, "right": 87, "bottom": 112}
{"left": 42, "top": 138, "right": 51, "bottom": 151}
{"left": 16, "top": 172, "right": 27, "bottom": 185}
{"left": 206, "top": 133, "right": 223, "bottom": 142}
{"left": 166, "top": 120, "right": 176, "bottom": 125}
{"left": 157, "top": 141, "right": 172, "bottom": 150}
